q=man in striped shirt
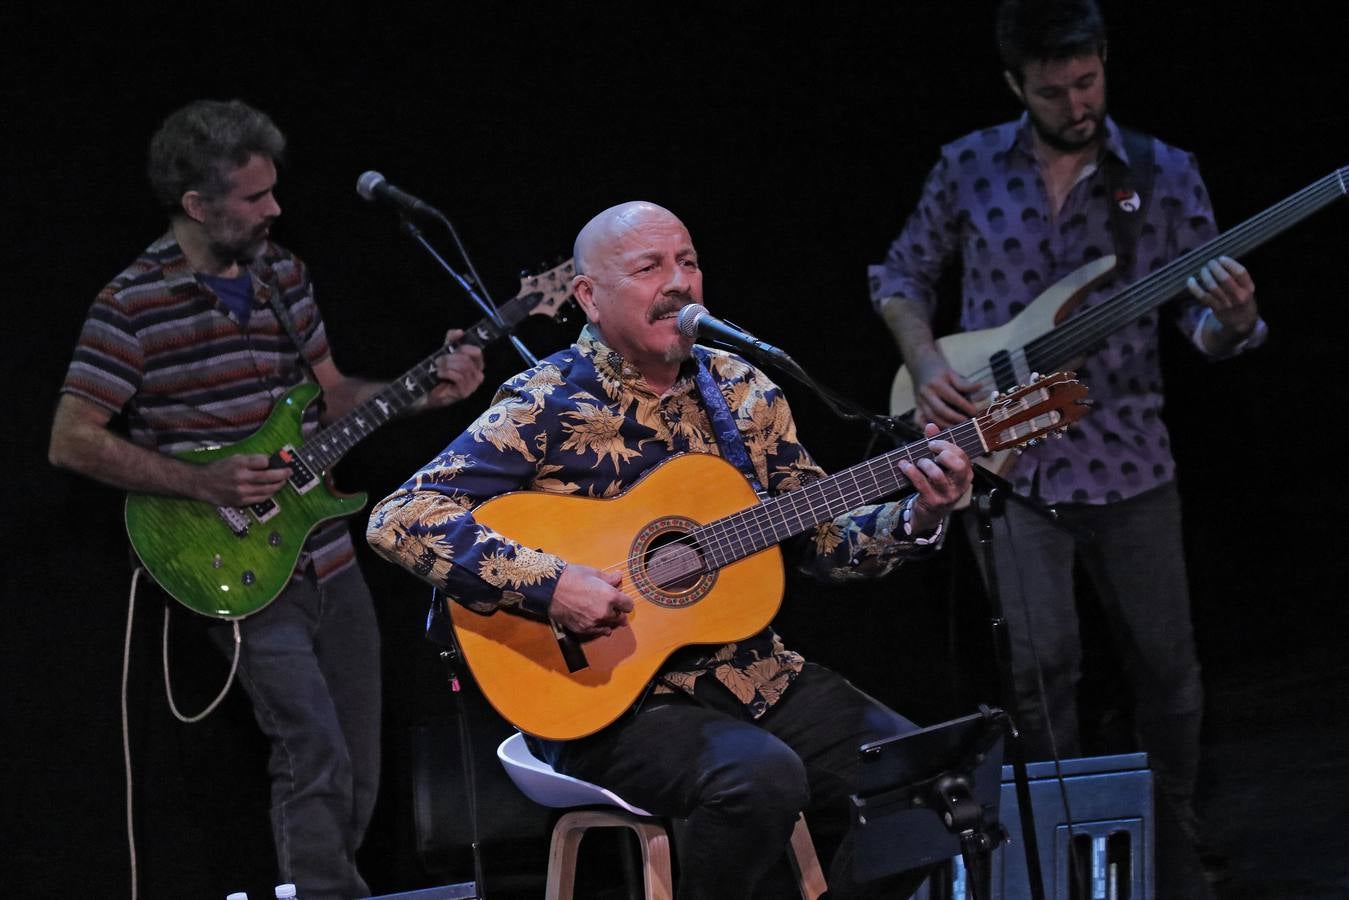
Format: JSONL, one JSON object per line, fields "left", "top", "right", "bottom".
{"left": 48, "top": 99, "right": 485, "bottom": 899}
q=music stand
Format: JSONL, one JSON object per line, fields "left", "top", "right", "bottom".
{"left": 849, "top": 706, "right": 1011, "bottom": 900}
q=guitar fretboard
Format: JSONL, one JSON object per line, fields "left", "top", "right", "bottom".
{"left": 689, "top": 420, "right": 984, "bottom": 571}
{"left": 297, "top": 346, "right": 452, "bottom": 474}
{"left": 290, "top": 274, "right": 570, "bottom": 475}
{"left": 637, "top": 375, "right": 1086, "bottom": 589}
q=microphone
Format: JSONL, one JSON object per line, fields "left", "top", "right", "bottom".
{"left": 356, "top": 171, "right": 444, "bottom": 219}
{"left": 676, "top": 304, "right": 790, "bottom": 362}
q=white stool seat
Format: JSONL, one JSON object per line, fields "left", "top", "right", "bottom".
{"left": 497, "top": 730, "right": 652, "bottom": 814}
{"left": 496, "top": 731, "right": 826, "bottom": 900}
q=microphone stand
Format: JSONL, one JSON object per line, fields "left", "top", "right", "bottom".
{"left": 398, "top": 214, "right": 538, "bottom": 368}
{"left": 425, "top": 589, "right": 489, "bottom": 898}
{"left": 965, "top": 464, "right": 1093, "bottom": 900}
{"left": 730, "top": 340, "right": 1070, "bottom": 900}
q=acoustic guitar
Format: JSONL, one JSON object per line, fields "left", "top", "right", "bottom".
{"left": 450, "top": 372, "right": 1091, "bottom": 740}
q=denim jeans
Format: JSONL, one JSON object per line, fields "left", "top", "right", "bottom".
{"left": 209, "top": 565, "right": 381, "bottom": 900}
{"left": 535, "top": 662, "right": 931, "bottom": 899}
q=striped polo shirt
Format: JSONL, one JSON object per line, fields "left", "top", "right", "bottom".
{"left": 61, "top": 232, "right": 357, "bottom": 583}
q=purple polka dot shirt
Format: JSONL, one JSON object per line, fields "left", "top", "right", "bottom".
{"left": 870, "top": 115, "right": 1265, "bottom": 505}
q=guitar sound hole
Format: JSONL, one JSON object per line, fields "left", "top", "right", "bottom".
{"left": 645, "top": 532, "right": 703, "bottom": 592}
{"left": 629, "top": 516, "right": 716, "bottom": 608}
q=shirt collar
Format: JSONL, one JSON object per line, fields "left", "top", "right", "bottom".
{"left": 576, "top": 323, "right": 698, "bottom": 396}
{"left": 150, "top": 231, "right": 277, "bottom": 291}
{"left": 153, "top": 230, "right": 280, "bottom": 308}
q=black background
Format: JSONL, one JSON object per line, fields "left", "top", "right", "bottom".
{"left": 5, "top": 2, "right": 1347, "bottom": 896}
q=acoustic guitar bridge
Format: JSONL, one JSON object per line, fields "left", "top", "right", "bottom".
{"left": 552, "top": 622, "right": 589, "bottom": 673}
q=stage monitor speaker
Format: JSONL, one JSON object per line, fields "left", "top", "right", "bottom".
{"left": 914, "top": 752, "right": 1154, "bottom": 900}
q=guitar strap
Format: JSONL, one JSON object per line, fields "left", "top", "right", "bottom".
{"left": 258, "top": 265, "right": 344, "bottom": 447}
{"left": 692, "top": 348, "right": 767, "bottom": 497}
{"left": 646, "top": 350, "right": 771, "bottom": 699}
{"left": 260, "top": 267, "right": 319, "bottom": 383}
{"left": 1103, "top": 126, "right": 1156, "bottom": 279}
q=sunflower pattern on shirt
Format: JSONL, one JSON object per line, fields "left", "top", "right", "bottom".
{"left": 368, "top": 325, "right": 941, "bottom": 718}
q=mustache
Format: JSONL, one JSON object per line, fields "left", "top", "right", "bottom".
{"left": 650, "top": 294, "right": 696, "bottom": 323}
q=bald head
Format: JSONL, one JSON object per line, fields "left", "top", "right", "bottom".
{"left": 568, "top": 200, "right": 701, "bottom": 392}
{"left": 573, "top": 201, "right": 685, "bottom": 277}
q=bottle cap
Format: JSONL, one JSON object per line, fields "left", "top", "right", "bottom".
{"left": 274, "top": 885, "right": 298, "bottom": 899}
{"left": 226, "top": 894, "right": 249, "bottom": 900}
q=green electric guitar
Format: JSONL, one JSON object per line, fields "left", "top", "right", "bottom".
{"left": 125, "top": 259, "right": 575, "bottom": 619}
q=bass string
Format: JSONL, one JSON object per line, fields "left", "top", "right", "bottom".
{"left": 946, "top": 174, "right": 1343, "bottom": 391}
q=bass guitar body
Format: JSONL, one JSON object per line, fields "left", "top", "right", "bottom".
{"left": 888, "top": 255, "right": 1116, "bottom": 485}
{"left": 888, "top": 255, "right": 1115, "bottom": 418}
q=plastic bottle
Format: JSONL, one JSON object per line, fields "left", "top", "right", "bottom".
{"left": 274, "top": 885, "right": 298, "bottom": 899}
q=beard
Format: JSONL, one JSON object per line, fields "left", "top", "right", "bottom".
{"left": 207, "top": 239, "right": 264, "bottom": 264}
{"left": 1028, "top": 105, "right": 1104, "bottom": 153}
{"left": 203, "top": 211, "right": 272, "bottom": 265}
{"left": 661, "top": 338, "right": 695, "bottom": 367}
{"left": 207, "top": 229, "right": 268, "bottom": 264}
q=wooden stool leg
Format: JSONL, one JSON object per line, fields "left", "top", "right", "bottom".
{"left": 787, "top": 813, "right": 828, "bottom": 900}
{"left": 545, "top": 809, "right": 675, "bottom": 900}
{"left": 547, "top": 808, "right": 816, "bottom": 900}
{"left": 627, "top": 819, "right": 673, "bottom": 900}
{"left": 545, "top": 811, "right": 590, "bottom": 900}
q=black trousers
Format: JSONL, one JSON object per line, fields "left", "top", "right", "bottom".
{"left": 962, "top": 481, "right": 1210, "bottom": 899}
{"left": 534, "top": 661, "right": 931, "bottom": 899}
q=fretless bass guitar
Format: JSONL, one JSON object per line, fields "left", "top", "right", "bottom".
{"left": 890, "top": 165, "right": 1349, "bottom": 473}
{"left": 450, "top": 372, "right": 1091, "bottom": 740}
{"left": 125, "top": 260, "right": 575, "bottom": 619}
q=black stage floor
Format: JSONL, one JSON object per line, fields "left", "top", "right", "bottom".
{"left": 392, "top": 640, "right": 1349, "bottom": 900}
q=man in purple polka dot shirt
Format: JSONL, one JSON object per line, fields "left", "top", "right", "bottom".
{"left": 869, "top": 0, "right": 1267, "bottom": 894}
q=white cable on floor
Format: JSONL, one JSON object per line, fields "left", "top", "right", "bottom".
{"left": 123, "top": 567, "right": 141, "bottom": 900}
{"left": 123, "top": 567, "right": 244, "bottom": 900}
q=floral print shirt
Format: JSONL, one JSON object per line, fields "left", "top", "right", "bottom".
{"left": 367, "top": 325, "right": 943, "bottom": 718}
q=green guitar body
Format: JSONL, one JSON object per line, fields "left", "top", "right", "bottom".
{"left": 124, "top": 383, "right": 367, "bottom": 619}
